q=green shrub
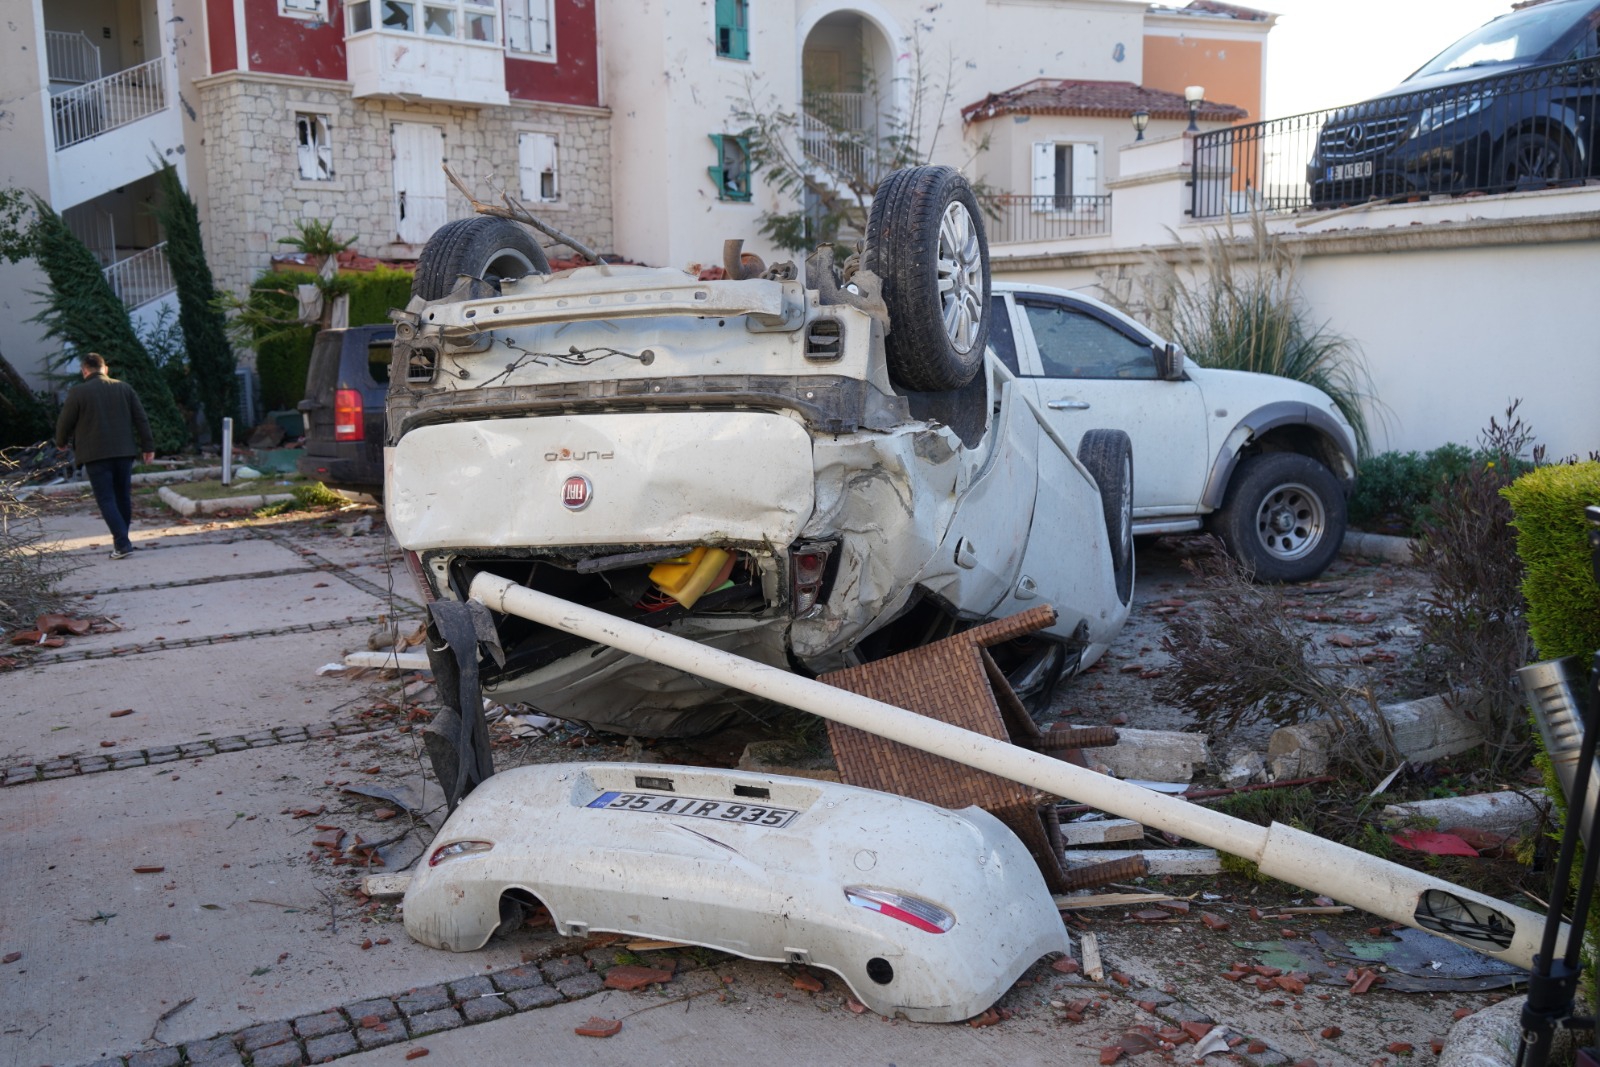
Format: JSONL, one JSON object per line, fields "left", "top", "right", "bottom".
{"left": 256, "top": 326, "right": 315, "bottom": 411}
{"left": 1502, "top": 461, "right": 1600, "bottom": 661}
{"left": 1348, "top": 443, "right": 1477, "bottom": 535}
{"left": 346, "top": 265, "right": 413, "bottom": 326}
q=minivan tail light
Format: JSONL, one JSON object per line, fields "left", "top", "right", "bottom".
{"left": 789, "top": 540, "right": 837, "bottom": 618}
{"left": 334, "top": 389, "right": 364, "bottom": 441}
{"left": 844, "top": 887, "right": 954, "bottom": 934}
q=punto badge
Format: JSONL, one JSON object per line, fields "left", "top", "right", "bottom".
{"left": 562, "top": 475, "right": 592, "bottom": 511}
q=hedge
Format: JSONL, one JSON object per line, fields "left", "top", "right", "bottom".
{"left": 1502, "top": 461, "right": 1600, "bottom": 661}
{"left": 248, "top": 266, "right": 413, "bottom": 409}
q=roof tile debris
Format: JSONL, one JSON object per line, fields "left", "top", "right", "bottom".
{"left": 962, "top": 80, "right": 1248, "bottom": 124}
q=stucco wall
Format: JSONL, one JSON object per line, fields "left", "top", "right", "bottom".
{"left": 194, "top": 72, "right": 612, "bottom": 294}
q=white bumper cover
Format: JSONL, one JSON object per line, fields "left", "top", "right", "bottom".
{"left": 403, "top": 762, "right": 1070, "bottom": 1022}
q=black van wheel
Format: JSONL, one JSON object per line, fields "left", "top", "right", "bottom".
{"left": 412, "top": 217, "right": 551, "bottom": 301}
{"left": 1078, "top": 429, "right": 1134, "bottom": 604}
{"left": 864, "top": 166, "right": 991, "bottom": 392}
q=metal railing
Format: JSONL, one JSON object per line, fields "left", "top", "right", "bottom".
{"left": 1191, "top": 58, "right": 1600, "bottom": 219}
{"left": 51, "top": 56, "right": 168, "bottom": 150}
{"left": 977, "top": 194, "right": 1112, "bottom": 244}
{"left": 46, "top": 30, "right": 102, "bottom": 84}
{"left": 104, "top": 243, "right": 175, "bottom": 309}
{"left": 801, "top": 91, "right": 894, "bottom": 184}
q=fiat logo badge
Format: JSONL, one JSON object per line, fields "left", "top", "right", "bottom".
{"left": 561, "top": 475, "right": 592, "bottom": 511}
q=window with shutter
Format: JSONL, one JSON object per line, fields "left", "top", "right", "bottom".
{"left": 715, "top": 0, "right": 748, "bottom": 60}
{"left": 518, "top": 132, "right": 559, "bottom": 202}
{"left": 280, "top": 0, "right": 327, "bottom": 18}
{"left": 506, "top": 0, "right": 553, "bottom": 54}
{"left": 707, "top": 134, "right": 752, "bottom": 201}
{"left": 1031, "top": 140, "right": 1099, "bottom": 211}
{"left": 295, "top": 113, "right": 334, "bottom": 181}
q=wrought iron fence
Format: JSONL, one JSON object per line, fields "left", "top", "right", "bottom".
{"left": 51, "top": 56, "right": 167, "bottom": 150}
{"left": 45, "top": 31, "right": 102, "bottom": 84}
{"left": 977, "top": 194, "right": 1112, "bottom": 244}
{"left": 1191, "top": 58, "right": 1600, "bottom": 219}
{"left": 104, "top": 243, "right": 175, "bottom": 309}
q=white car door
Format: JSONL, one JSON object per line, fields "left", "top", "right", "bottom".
{"left": 1009, "top": 292, "right": 1209, "bottom": 518}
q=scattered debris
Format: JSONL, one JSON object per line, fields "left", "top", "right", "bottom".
{"left": 1267, "top": 722, "right": 1333, "bottom": 779}
{"left": 1220, "top": 748, "right": 1267, "bottom": 788}
{"left": 1381, "top": 790, "right": 1547, "bottom": 838}
{"left": 1086, "top": 728, "right": 1210, "bottom": 782}
{"left": 604, "top": 965, "right": 674, "bottom": 991}
{"left": 574, "top": 1016, "right": 622, "bottom": 1038}
{"left": 1391, "top": 829, "right": 1479, "bottom": 856}
{"left": 1081, "top": 932, "right": 1105, "bottom": 982}
{"left": 109, "top": 708, "right": 134, "bottom": 718}
{"left": 1062, "top": 850, "right": 1221, "bottom": 876}
{"left": 1060, "top": 818, "right": 1146, "bottom": 846}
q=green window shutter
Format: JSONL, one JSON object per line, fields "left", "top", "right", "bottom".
{"left": 707, "top": 134, "right": 752, "bottom": 201}
{"left": 715, "top": 0, "right": 748, "bottom": 59}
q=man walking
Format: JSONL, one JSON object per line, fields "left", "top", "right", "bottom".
{"left": 55, "top": 352, "right": 155, "bottom": 559}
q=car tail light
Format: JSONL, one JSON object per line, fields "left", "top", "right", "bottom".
{"left": 429, "top": 840, "right": 494, "bottom": 866}
{"left": 789, "top": 540, "right": 837, "bottom": 618}
{"left": 402, "top": 550, "right": 436, "bottom": 603}
{"left": 334, "top": 389, "right": 364, "bottom": 441}
{"left": 844, "top": 887, "right": 954, "bottom": 934}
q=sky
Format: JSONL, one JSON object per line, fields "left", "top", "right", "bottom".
{"left": 1263, "top": 0, "right": 1518, "bottom": 118}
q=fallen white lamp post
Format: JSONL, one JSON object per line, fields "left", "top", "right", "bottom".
{"left": 469, "top": 572, "right": 1556, "bottom": 972}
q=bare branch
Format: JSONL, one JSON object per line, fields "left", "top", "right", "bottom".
{"left": 442, "top": 163, "right": 608, "bottom": 269}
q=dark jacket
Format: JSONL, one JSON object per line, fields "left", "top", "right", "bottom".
{"left": 55, "top": 373, "right": 155, "bottom": 465}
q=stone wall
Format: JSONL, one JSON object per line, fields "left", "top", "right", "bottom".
{"left": 195, "top": 72, "right": 613, "bottom": 295}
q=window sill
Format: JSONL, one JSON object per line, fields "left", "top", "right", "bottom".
{"left": 292, "top": 179, "right": 347, "bottom": 192}
{"left": 507, "top": 50, "right": 559, "bottom": 65}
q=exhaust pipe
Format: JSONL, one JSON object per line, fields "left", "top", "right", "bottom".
{"left": 469, "top": 573, "right": 1559, "bottom": 971}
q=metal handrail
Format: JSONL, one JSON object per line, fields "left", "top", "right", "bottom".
{"left": 46, "top": 30, "right": 102, "bottom": 84}
{"left": 103, "top": 242, "right": 175, "bottom": 309}
{"left": 1190, "top": 57, "right": 1600, "bottom": 218}
{"left": 801, "top": 92, "right": 893, "bottom": 183}
{"left": 977, "top": 194, "right": 1112, "bottom": 243}
{"left": 51, "top": 56, "right": 167, "bottom": 150}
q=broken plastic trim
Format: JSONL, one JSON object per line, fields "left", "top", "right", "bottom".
{"left": 845, "top": 887, "right": 954, "bottom": 934}
{"left": 429, "top": 840, "right": 494, "bottom": 866}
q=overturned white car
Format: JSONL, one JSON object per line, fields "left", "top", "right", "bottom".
{"left": 386, "top": 167, "right": 1133, "bottom": 738}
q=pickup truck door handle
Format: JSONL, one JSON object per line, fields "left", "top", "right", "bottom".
{"left": 1046, "top": 399, "right": 1091, "bottom": 411}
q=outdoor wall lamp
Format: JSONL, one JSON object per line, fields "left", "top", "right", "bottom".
{"left": 1184, "top": 85, "right": 1204, "bottom": 132}
{"left": 1131, "top": 108, "right": 1149, "bottom": 141}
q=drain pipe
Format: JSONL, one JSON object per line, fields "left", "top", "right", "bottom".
{"left": 469, "top": 573, "right": 1557, "bottom": 972}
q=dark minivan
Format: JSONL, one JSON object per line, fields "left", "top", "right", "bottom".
{"left": 1310, "top": 0, "right": 1600, "bottom": 205}
{"left": 297, "top": 324, "right": 394, "bottom": 497}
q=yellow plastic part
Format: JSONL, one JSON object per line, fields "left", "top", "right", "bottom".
{"left": 648, "top": 547, "right": 732, "bottom": 609}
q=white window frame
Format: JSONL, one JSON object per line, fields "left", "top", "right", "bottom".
{"left": 294, "top": 111, "right": 335, "bottom": 181}
{"left": 280, "top": 0, "right": 328, "bottom": 19}
{"left": 1031, "top": 140, "right": 1100, "bottom": 213}
{"left": 287, "top": 103, "right": 346, "bottom": 190}
{"left": 517, "top": 131, "right": 560, "bottom": 204}
{"left": 506, "top": 0, "right": 556, "bottom": 59}
{"left": 345, "top": 0, "right": 501, "bottom": 44}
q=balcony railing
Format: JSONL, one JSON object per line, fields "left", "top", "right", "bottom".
{"left": 51, "top": 56, "right": 167, "bottom": 150}
{"left": 977, "top": 194, "right": 1112, "bottom": 244}
{"left": 104, "top": 243, "right": 175, "bottom": 310}
{"left": 801, "top": 91, "right": 895, "bottom": 184}
{"left": 1191, "top": 58, "right": 1600, "bottom": 219}
{"left": 46, "top": 30, "right": 102, "bottom": 84}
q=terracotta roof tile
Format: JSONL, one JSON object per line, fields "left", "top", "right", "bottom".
{"left": 961, "top": 79, "right": 1248, "bottom": 124}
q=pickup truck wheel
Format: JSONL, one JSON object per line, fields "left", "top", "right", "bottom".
{"left": 412, "top": 217, "right": 551, "bottom": 301}
{"left": 1078, "top": 429, "right": 1134, "bottom": 604}
{"left": 865, "top": 166, "right": 991, "bottom": 392}
{"left": 1212, "top": 452, "right": 1346, "bottom": 583}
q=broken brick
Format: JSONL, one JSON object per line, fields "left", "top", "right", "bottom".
{"left": 1157, "top": 900, "right": 1191, "bottom": 915}
{"left": 1321, "top": 1026, "right": 1342, "bottom": 1039}
{"left": 1254, "top": 966, "right": 1282, "bottom": 978}
{"left": 1451, "top": 1008, "right": 1474, "bottom": 1021}
{"left": 793, "top": 971, "right": 825, "bottom": 994}
{"left": 405, "top": 1051, "right": 429, "bottom": 1061}
{"left": 1350, "top": 970, "right": 1380, "bottom": 995}
{"left": 1111, "top": 972, "right": 1133, "bottom": 988}
{"left": 1052, "top": 956, "right": 1081, "bottom": 975}
{"left": 2, "top": 952, "right": 20, "bottom": 964}
{"left": 1387, "top": 1043, "right": 1414, "bottom": 1056}
{"left": 968, "top": 1009, "right": 1002, "bottom": 1028}
{"left": 1201, "top": 913, "right": 1230, "bottom": 931}
{"left": 1131, "top": 909, "right": 1173, "bottom": 923}
{"left": 1274, "top": 976, "right": 1306, "bottom": 995}
{"left": 1247, "top": 1041, "right": 1269, "bottom": 1054}
{"left": 575, "top": 1017, "right": 622, "bottom": 1038}
{"left": 604, "top": 965, "right": 674, "bottom": 992}
{"left": 1100, "top": 1047, "right": 1124, "bottom": 1065}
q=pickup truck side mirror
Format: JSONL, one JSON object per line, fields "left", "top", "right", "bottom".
{"left": 1154, "top": 342, "right": 1185, "bottom": 381}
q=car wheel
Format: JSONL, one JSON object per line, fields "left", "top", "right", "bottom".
{"left": 412, "top": 216, "right": 552, "bottom": 301}
{"left": 1077, "top": 429, "right": 1134, "bottom": 604}
{"left": 1212, "top": 452, "right": 1346, "bottom": 583}
{"left": 1496, "top": 131, "right": 1578, "bottom": 189}
{"left": 864, "top": 166, "right": 991, "bottom": 392}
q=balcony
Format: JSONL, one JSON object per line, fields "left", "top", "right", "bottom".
{"left": 978, "top": 194, "right": 1113, "bottom": 245}
{"left": 51, "top": 58, "right": 169, "bottom": 150}
{"left": 344, "top": 0, "right": 509, "bottom": 106}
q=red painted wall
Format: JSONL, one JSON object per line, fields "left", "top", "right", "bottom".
{"left": 207, "top": 0, "right": 238, "bottom": 73}
{"left": 243, "top": 0, "right": 348, "bottom": 80}
{"left": 505, "top": 0, "right": 600, "bottom": 107}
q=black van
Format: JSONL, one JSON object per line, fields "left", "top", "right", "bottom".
{"left": 296, "top": 324, "right": 394, "bottom": 497}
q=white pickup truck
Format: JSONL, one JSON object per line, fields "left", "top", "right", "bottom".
{"left": 384, "top": 167, "right": 1134, "bottom": 738}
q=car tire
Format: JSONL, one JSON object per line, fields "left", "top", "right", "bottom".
{"left": 1496, "top": 131, "right": 1578, "bottom": 189}
{"left": 1211, "top": 452, "right": 1346, "bottom": 583}
{"left": 412, "top": 216, "right": 552, "bottom": 301}
{"left": 864, "top": 166, "right": 991, "bottom": 392}
{"left": 1077, "top": 429, "right": 1134, "bottom": 605}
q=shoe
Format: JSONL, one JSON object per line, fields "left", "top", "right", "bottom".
{"left": 110, "top": 547, "right": 132, "bottom": 560}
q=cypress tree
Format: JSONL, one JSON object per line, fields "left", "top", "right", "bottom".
{"left": 28, "top": 197, "right": 188, "bottom": 453}
{"left": 153, "top": 164, "right": 236, "bottom": 440}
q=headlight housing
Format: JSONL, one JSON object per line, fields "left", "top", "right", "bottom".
{"left": 1412, "top": 95, "right": 1487, "bottom": 137}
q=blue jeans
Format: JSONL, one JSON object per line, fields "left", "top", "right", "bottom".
{"left": 85, "top": 456, "right": 135, "bottom": 553}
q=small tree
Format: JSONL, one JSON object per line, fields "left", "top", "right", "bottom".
{"left": 733, "top": 32, "right": 988, "bottom": 252}
{"left": 29, "top": 198, "right": 187, "bottom": 453}
{"left": 153, "top": 163, "right": 236, "bottom": 440}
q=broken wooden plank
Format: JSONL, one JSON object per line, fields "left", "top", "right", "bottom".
{"left": 1062, "top": 849, "right": 1221, "bottom": 876}
{"left": 1080, "top": 932, "right": 1104, "bottom": 982}
{"left": 1053, "top": 892, "right": 1176, "bottom": 911}
{"left": 1060, "top": 818, "right": 1145, "bottom": 846}
{"left": 344, "top": 651, "right": 431, "bottom": 671}
{"left": 360, "top": 872, "right": 413, "bottom": 898}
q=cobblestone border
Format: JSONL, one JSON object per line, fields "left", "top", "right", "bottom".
{"left": 254, "top": 528, "right": 421, "bottom": 610}
{"left": 1, "top": 716, "right": 388, "bottom": 788}
{"left": 91, "top": 944, "right": 700, "bottom": 1067}
{"left": 8, "top": 615, "right": 393, "bottom": 670}
{"left": 93, "top": 567, "right": 345, "bottom": 597}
